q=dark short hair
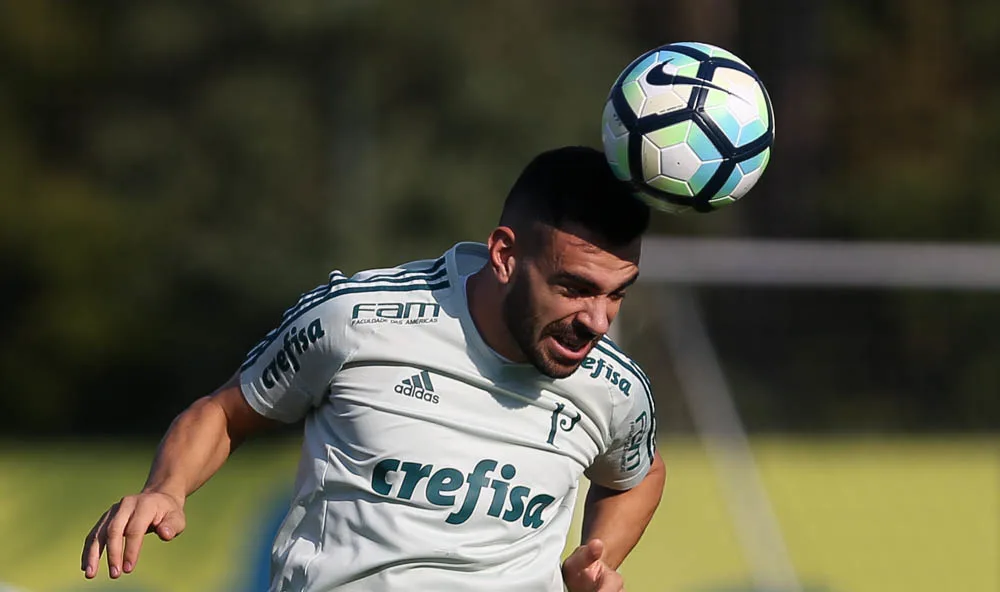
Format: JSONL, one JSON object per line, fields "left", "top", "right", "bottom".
{"left": 499, "top": 146, "right": 650, "bottom": 246}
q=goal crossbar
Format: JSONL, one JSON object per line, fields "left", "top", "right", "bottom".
{"left": 639, "top": 237, "right": 1000, "bottom": 289}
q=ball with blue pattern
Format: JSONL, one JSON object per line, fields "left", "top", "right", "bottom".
{"left": 602, "top": 42, "right": 775, "bottom": 214}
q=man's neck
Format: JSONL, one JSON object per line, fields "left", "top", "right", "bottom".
{"left": 465, "top": 267, "right": 526, "bottom": 363}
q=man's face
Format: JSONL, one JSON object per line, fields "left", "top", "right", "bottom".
{"left": 501, "top": 224, "right": 641, "bottom": 379}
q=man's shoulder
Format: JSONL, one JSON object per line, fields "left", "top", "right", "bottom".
{"left": 573, "top": 337, "right": 652, "bottom": 401}
{"left": 349, "top": 253, "right": 448, "bottom": 283}
{"left": 251, "top": 255, "right": 452, "bottom": 353}
{"left": 328, "top": 241, "right": 486, "bottom": 302}
{"left": 306, "top": 255, "right": 452, "bottom": 315}
{"left": 322, "top": 243, "right": 489, "bottom": 324}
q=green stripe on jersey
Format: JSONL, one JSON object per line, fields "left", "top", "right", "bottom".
{"left": 593, "top": 341, "right": 657, "bottom": 460}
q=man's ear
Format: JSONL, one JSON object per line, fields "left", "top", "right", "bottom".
{"left": 486, "top": 226, "right": 517, "bottom": 285}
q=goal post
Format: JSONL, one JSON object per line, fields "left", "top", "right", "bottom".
{"left": 628, "top": 237, "right": 1000, "bottom": 591}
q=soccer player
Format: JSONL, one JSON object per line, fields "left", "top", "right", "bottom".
{"left": 82, "top": 146, "right": 666, "bottom": 591}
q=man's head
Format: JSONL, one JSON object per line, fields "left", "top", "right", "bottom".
{"left": 483, "top": 146, "right": 650, "bottom": 378}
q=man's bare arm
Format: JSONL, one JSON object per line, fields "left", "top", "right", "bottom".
{"left": 562, "top": 451, "right": 665, "bottom": 591}
{"left": 141, "top": 374, "right": 278, "bottom": 501}
{"left": 81, "top": 374, "right": 280, "bottom": 580}
{"left": 580, "top": 450, "right": 666, "bottom": 569}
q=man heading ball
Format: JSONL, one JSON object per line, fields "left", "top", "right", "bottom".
{"left": 82, "top": 146, "right": 665, "bottom": 591}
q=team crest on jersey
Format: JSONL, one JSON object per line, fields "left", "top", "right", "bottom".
{"left": 546, "top": 403, "right": 581, "bottom": 447}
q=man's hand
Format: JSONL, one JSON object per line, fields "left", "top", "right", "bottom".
{"left": 81, "top": 491, "right": 186, "bottom": 579}
{"left": 80, "top": 378, "right": 273, "bottom": 580}
{"left": 561, "top": 538, "right": 625, "bottom": 592}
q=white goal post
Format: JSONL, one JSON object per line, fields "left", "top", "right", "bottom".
{"left": 622, "top": 237, "right": 1000, "bottom": 592}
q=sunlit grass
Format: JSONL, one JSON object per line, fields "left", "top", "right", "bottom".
{"left": 621, "top": 437, "right": 999, "bottom": 592}
{"left": 0, "top": 438, "right": 995, "bottom": 592}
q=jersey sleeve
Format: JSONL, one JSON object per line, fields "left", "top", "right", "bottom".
{"left": 584, "top": 367, "right": 657, "bottom": 491}
{"left": 239, "top": 273, "right": 360, "bottom": 423}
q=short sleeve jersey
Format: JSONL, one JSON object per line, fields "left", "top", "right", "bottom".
{"left": 240, "top": 242, "right": 657, "bottom": 592}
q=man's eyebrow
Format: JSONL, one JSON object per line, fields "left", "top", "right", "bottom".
{"left": 551, "top": 271, "right": 639, "bottom": 293}
{"left": 551, "top": 271, "right": 600, "bottom": 290}
{"left": 614, "top": 273, "right": 640, "bottom": 293}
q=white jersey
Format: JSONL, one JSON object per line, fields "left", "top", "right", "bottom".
{"left": 240, "top": 242, "right": 656, "bottom": 592}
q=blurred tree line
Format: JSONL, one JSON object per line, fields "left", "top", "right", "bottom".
{"left": 0, "top": 0, "right": 997, "bottom": 437}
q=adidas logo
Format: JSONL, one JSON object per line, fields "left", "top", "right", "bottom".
{"left": 394, "top": 370, "right": 440, "bottom": 404}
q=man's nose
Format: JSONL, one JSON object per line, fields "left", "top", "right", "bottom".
{"left": 576, "top": 297, "right": 611, "bottom": 337}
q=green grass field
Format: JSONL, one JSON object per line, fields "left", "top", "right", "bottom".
{"left": 0, "top": 437, "right": 996, "bottom": 592}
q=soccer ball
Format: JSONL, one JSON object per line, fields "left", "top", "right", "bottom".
{"left": 602, "top": 42, "right": 774, "bottom": 214}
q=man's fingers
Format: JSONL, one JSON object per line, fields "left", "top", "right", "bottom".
{"left": 104, "top": 498, "right": 136, "bottom": 579}
{"left": 564, "top": 538, "right": 605, "bottom": 573}
{"left": 81, "top": 511, "right": 110, "bottom": 579}
{"left": 595, "top": 569, "right": 625, "bottom": 592}
{"left": 582, "top": 539, "right": 607, "bottom": 582}
{"left": 562, "top": 538, "right": 608, "bottom": 592}
{"left": 562, "top": 539, "right": 622, "bottom": 592}
{"left": 83, "top": 493, "right": 186, "bottom": 580}
{"left": 122, "top": 501, "right": 159, "bottom": 574}
{"left": 585, "top": 539, "right": 605, "bottom": 564}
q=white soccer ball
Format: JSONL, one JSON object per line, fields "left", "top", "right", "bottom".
{"left": 602, "top": 42, "right": 775, "bottom": 214}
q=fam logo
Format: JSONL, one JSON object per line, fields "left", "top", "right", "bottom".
{"left": 371, "top": 458, "right": 555, "bottom": 529}
{"left": 580, "top": 357, "right": 632, "bottom": 396}
{"left": 351, "top": 301, "right": 441, "bottom": 326}
{"left": 261, "top": 319, "right": 325, "bottom": 389}
{"left": 620, "top": 411, "right": 648, "bottom": 472}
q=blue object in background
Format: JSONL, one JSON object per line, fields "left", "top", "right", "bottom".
{"left": 244, "top": 494, "right": 290, "bottom": 592}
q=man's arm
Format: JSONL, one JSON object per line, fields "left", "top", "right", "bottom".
{"left": 562, "top": 451, "right": 666, "bottom": 591}
{"left": 581, "top": 450, "right": 666, "bottom": 568}
{"left": 81, "top": 374, "right": 279, "bottom": 580}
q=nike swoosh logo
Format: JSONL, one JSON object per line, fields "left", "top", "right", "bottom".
{"left": 644, "top": 59, "right": 735, "bottom": 96}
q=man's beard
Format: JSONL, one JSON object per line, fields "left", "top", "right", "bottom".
{"left": 501, "top": 271, "right": 596, "bottom": 379}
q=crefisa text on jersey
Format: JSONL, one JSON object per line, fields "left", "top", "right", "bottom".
{"left": 260, "top": 319, "right": 326, "bottom": 389}
{"left": 351, "top": 301, "right": 441, "bottom": 326}
{"left": 371, "top": 458, "right": 556, "bottom": 529}
{"left": 581, "top": 356, "right": 631, "bottom": 396}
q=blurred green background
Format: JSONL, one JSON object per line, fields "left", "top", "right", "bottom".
{"left": 1, "top": 438, "right": 996, "bottom": 592}
{"left": 0, "top": 1, "right": 997, "bottom": 591}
